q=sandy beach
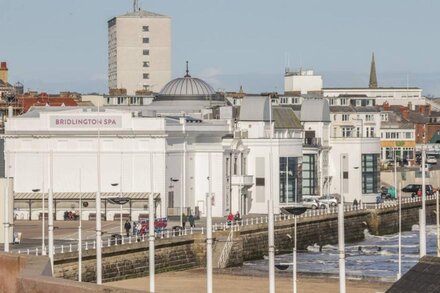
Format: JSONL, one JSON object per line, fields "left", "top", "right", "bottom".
{"left": 108, "top": 269, "right": 391, "bottom": 293}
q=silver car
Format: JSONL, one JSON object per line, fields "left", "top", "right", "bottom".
{"left": 301, "top": 198, "right": 319, "bottom": 209}
{"left": 318, "top": 196, "right": 338, "bottom": 207}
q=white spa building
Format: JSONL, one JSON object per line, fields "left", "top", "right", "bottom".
{"left": 4, "top": 73, "right": 303, "bottom": 220}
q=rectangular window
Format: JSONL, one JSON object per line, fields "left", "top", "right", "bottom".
{"left": 302, "top": 154, "right": 316, "bottom": 195}
{"left": 143, "top": 61, "right": 150, "bottom": 67}
{"left": 143, "top": 85, "right": 150, "bottom": 90}
{"left": 143, "top": 73, "right": 150, "bottom": 79}
{"left": 365, "top": 114, "right": 373, "bottom": 121}
{"left": 405, "top": 132, "right": 412, "bottom": 139}
{"left": 233, "top": 157, "right": 238, "bottom": 175}
{"left": 279, "top": 157, "right": 301, "bottom": 203}
{"left": 342, "top": 127, "right": 352, "bottom": 138}
{"left": 142, "top": 25, "right": 149, "bottom": 32}
{"left": 143, "top": 37, "right": 149, "bottom": 43}
{"left": 342, "top": 114, "right": 349, "bottom": 121}
{"left": 143, "top": 49, "right": 150, "bottom": 55}
{"left": 362, "top": 154, "right": 379, "bottom": 194}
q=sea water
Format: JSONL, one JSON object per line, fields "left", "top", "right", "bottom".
{"left": 243, "top": 225, "right": 439, "bottom": 281}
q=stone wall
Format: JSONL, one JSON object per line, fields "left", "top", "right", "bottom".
{"left": 241, "top": 210, "right": 370, "bottom": 261}
{"left": 54, "top": 236, "right": 204, "bottom": 283}
{"left": 53, "top": 199, "right": 438, "bottom": 283}
{"left": 0, "top": 253, "right": 140, "bottom": 293}
{"left": 369, "top": 200, "right": 437, "bottom": 235}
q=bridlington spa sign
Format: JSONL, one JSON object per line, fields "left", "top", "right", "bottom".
{"left": 49, "top": 115, "right": 122, "bottom": 128}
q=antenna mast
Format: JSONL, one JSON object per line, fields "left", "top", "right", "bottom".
{"left": 133, "top": 0, "right": 139, "bottom": 12}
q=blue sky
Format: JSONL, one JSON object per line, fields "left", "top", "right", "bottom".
{"left": 1, "top": 0, "right": 439, "bottom": 95}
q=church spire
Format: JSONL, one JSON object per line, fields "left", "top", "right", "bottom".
{"left": 369, "top": 52, "right": 378, "bottom": 89}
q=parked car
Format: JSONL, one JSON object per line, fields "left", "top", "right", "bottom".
{"left": 427, "top": 155, "right": 437, "bottom": 164}
{"left": 401, "top": 184, "right": 435, "bottom": 197}
{"left": 318, "top": 195, "right": 338, "bottom": 207}
{"left": 301, "top": 198, "right": 319, "bottom": 209}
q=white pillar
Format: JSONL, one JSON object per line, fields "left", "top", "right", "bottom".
{"left": 268, "top": 200, "right": 275, "bottom": 293}
{"left": 3, "top": 151, "right": 10, "bottom": 252}
{"left": 95, "top": 110, "right": 102, "bottom": 284}
{"left": 338, "top": 200, "right": 346, "bottom": 293}
{"left": 149, "top": 153, "right": 155, "bottom": 293}
{"left": 293, "top": 216, "right": 297, "bottom": 293}
{"left": 420, "top": 146, "right": 426, "bottom": 257}
{"left": 48, "top": 150, "right": 54, "bottom": 273}
{"left": 206, "top": 154, "right": 213, "bottom": 293}
{"left": 397, "top": 183, "right": 402, "bottom": 280}
{"left": 436, "top": 190, "right": 440, "bottom": 257}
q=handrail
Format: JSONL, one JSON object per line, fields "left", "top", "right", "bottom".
{"left": 217, "top": 227, "right": 234, "bottom": 269}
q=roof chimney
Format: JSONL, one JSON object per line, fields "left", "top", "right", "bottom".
{"left": 401, "top": 108, "right": 410, "bottom": 120}
{"left": 383, "top": 101, "right": 390, "bottom": 111}
{"left": 0, "top": 62, "right": 8, "bottom": 84}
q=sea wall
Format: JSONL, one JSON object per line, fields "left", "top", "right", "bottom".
{"left": 53, "top": 199, "right": 437, "bottom": 282}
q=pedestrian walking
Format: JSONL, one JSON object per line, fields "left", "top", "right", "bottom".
{"left": 182, "top": 213, "right": 187, "bottom": 229}
{"left": 124, "top": 220, "right": 131, "bottom": 237}
{"left": 234, "top": 211, "right": 241, "bottom": 224}
{"left": 188, "top": 214, "right": 195, "bottom": 228}
{"left": 227, "top": 212, "right": 234, "bottom": 226}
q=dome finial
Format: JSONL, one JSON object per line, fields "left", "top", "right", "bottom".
{"left": 185, "top": 61, "right": 191, "bottom": 77}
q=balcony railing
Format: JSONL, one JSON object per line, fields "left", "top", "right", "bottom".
{"left": 303, "top": 137, "right": 321, "bottom": 147}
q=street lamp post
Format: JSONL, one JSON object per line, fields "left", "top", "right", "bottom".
{"left": 206, "top": 153, "right": 213, "bottom": 293}
{"left": 32, "top": 188, "right": 45, "bottom": 255}
{"left": 285, "top": 207, "right": 307, "bottom": 293}
{"left": 78, "top": 169, "right": 82, "bottom": 282}
{"left": 3, "top": 150, "right": 10, "bottom": 252}
{"left": 110, "top": 182, "right": 123, "bottom": 236}
{"left": 339, "top": 154, "right": 346, "bottom": 293}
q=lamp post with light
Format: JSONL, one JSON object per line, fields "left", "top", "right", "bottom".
{"left": 32, "top": 188, "right": 45, "bottom": 255}
{"left": 110, "top": 182, "right": 123, "bottom": 236}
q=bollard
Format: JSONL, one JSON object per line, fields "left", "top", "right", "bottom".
{"left": 69, "top": 244, "right": 72, "bottom": 253}
{"left": 61, "top": 245, "right": 64, "bottom": 254}
{"left": 121, "top": 237, "right": 125, "bottom": 245}
{"left": 201, "top": 227, "right": 204, "bottom": 235}
{"left": 261, "top": 216, "right": 264, "bottom": 223}
{"left": 36, "top": 248, "right": 39, "bottom": 256}
{"left": 85, "top": 242, "right": 88, "bottom": 250}
{"left": 18, "top": 250, "right": 21, "bottom": 254}
{"left": 129, "top": 236, "right": 132, "bottom": 244}
{"left": 256, "top": 217, "right": 259, "bottom": 224}
{"left": 142, "top": 234, "right": 145, "bottom": 242}
{"left": 27, "top": 249, "right": 30, "bottom": 255}
{"left": 93, "top": 240, "right": 96, "bottom": 249}
{"left": 108, "top": 238, "right": 111, "bottom": 247}
{"left": 190, "top": 227, "right": 193, "bottom": 235}
{"left": 246, "top": 218, "right": 249, "bottom": 226}
{"left": 251, "top": 218, "right": 254, "bottom": 225}
{"left": 167, "top": 230, "right": 170, "bottom": 238}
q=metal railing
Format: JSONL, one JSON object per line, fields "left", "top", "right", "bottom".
{"left": 12, "top": 195, "right": 437, "bottom": 256}
{"left": 217, "top": 228, "right": 234, "bottom": 269}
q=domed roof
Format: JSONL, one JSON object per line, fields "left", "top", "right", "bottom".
{"left": 159, "top": 76, "right": 216, "bottom": 97}
{"left": 155, "top": 62, "right": 225, "bottom": 103}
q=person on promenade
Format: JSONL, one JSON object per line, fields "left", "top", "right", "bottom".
{"left": 353, "top": 199, "right": 358, "bottom": 207}
{"left": 188, "top": 214, "right": 195, "bottom": 228}
{"left": 124, "top": 220, "right": 131, "bottom": 237}
{"left": 227, "top": 212, "right": 234, "bottom": 226}
{"left": 132, "top": 221, "right": 137, "bottom": 236}
{"left": 234, "top": 211, "right": 241, "bottom": 224}
{"left": 182, "top": 213, "right": 187, "bottom": 229}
